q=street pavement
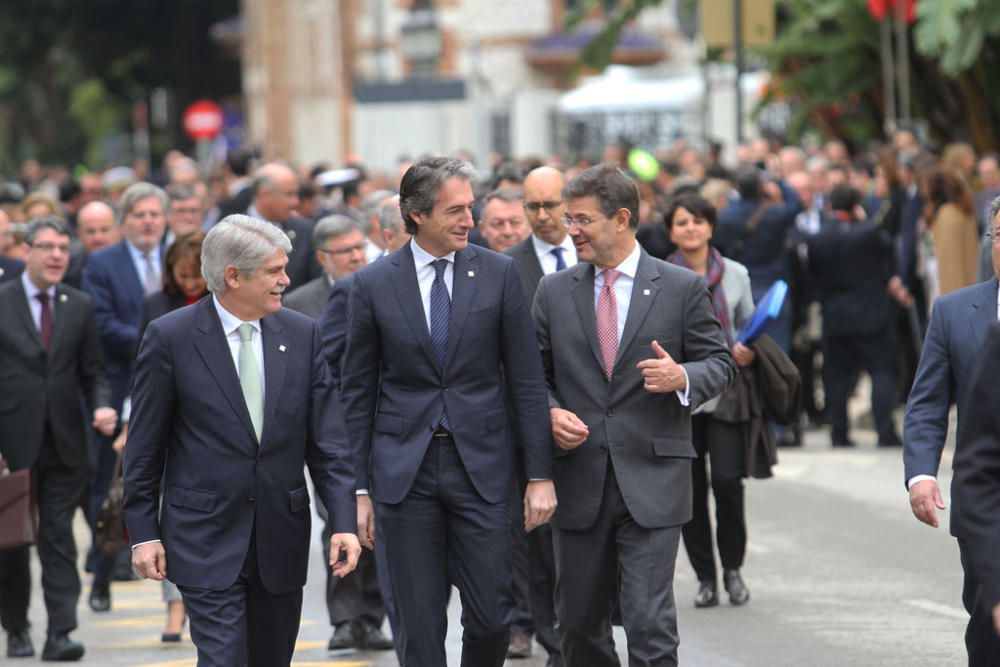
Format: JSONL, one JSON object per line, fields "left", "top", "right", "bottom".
{"left": 20, "top": 411, "right": 968, "bottom": 666}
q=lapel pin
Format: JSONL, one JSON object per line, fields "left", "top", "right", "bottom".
{"left": 643, "top": 289, "right": 650, "bottom": 296}
{"left": 287, "top": 230, "right": 297, "bottom": 241}
{"left": 468, "top": 270, "right": 475, "bottom": 278}
{"left": 278, "top": 344, "right": 286, "bottom": 352}
{"left": 59, "top": 293, "right": 68, "bottom": 302}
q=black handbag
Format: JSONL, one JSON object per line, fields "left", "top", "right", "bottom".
{"left": 95, "top": 455, "right": 128, "bottom": 556}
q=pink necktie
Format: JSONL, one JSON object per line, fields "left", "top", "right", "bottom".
{"left": 596, "top": 269, "right": 620, "bottom": 379}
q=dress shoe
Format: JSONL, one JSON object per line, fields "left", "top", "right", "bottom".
{"left": 7, "top": 630, "right": 34, "bottom": 658}
{"left": 694, "top": 580, "right": 719, "bottom": 608}
{"left": 507, "top": 631, "right": 533, "bottom": 658}
{"left": 878, "top": 434, "right": 903, "bottom": 447}
{"left": 831, "top": 439, "right": 856, "bottom": 448}
{"left": 723, "top": 569, "right": 750, "bottom": 606}
{"left": 88, "top": 581, "right": 111, "bottom": 612}
{"left": 41, "top": 632, "right": 84, "bottom": 661}
{"left": 327, "top": 623, "right": 356, "bottom": 650}
{"left": 359, "top": 622, "right": 394, "bottom": 650}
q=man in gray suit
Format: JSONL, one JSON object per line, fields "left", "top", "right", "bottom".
{"left": 532, "top": 163, "right": 735, "bottom": 666}
{"left": 283, "top": 215, "right": 367, "bottom": 321}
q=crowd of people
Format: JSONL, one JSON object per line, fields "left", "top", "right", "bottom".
{"left": 1, "top": 123, "right": 999, "bottom": 666}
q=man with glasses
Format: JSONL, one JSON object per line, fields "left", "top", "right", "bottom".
{"left": 905, "top": 196, "right": 1000, "bottom": 664}
{"left": 0, "top": 208, "right": 24, "bottom": 284}
{"left": 163, "top": 184, "right": 206, "bottom": 249}
{"left": 0, "top": 217, "right": 116, "bottom": 660}
{"left": 505, "top": 165, "right": 575, "bottom": 664}
{"left": 283, "top": 215, "right": 367, "bottom": 321}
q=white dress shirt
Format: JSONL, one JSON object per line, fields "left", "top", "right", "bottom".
{"left": 410, "top": 238, "right": 455, "bottom": 331}
{"left": 593, "top": 241, "right": 690, "bottom": 405}
{"left": 532, "top": 234, "right": 577, "bottom": 275}
{"left": 125, "top": 239, "right": 161, "bottom": 289}
{"left": 907, "top": 282, "right": 1000, "bottom": 490}
{"left": 365, "top": 239, "right": 385, "bottom": 264}
{"left": 21, "top": 271, "right": 56, "bottom": 333}
{"left": 212, "top": 295, "right": 266, "bottom": 400}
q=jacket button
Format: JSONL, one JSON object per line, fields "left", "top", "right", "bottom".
{"left": 600, "top": 446, "right": 608, "bottom": 454}
{"left": 248, "top": 497, "right": 255, "bottom": 504}
{"left": 605, "top": 410, "right": 613, "bottom": 417}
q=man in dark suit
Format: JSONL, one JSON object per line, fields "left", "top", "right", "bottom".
{"left": 123, "top": 214, "right": 361, "bottom": 666}
{"left": 0, "top": 217, "right": 116, "bottom": 660}
{"left": 0, "top": 254, "right": 23, "bottom": 284}
{"left": 807, "top": 184, "right": 905, "bottom": 447}
{"left": 505, "top": 165, "right": 576, "bottom": 664}
{"left": 532, "top": 163, "right": 735, "bottom": 666}
{"left": 952, "top": 323, "right": 1000, "bottom": 664}
{"left": 283, "top": 215, "right": 366, "bottom": 321}
{"left": 905, "top": 197, "right": 1000, "bottom": 664}
{"left": 247, "top": 163, "right": 320, "bottom": 290}
{"left": 341, "top": 157, "right": 557, "bottom": 667}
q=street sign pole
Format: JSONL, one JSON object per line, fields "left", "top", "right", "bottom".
{"left": 733, "top": 0, "right": 744, "bottom": 145}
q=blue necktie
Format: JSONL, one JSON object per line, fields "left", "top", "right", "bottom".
{"left": 430, "top": 259, "right": 452, "bottom": 429}
{"left": 552, "top": 247, "right": 567, "bottom": 271}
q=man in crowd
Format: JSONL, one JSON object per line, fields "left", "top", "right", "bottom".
{"left": 163, "top": 184, "right": 206, "bottom": 249}
{"left": 216, "top": 147, "right": 256, "bottom": 220}
{"left": 905, "top": 196, "right": 1000, "bottom": 664}
{"left": 532, "top": 163, "right": 734, "bottom": 665}
{"left": 283, "top": 215, "right": 367, "bottom": 321}
{"left": 505, "top": 165, "right": 576, "bottom": 664}
{"left": 359, "top": 189, "right": 394, "bottom": 262}
{"left": 0, "top": 208, "right": 25, "bottom": 284}
{"left": 76, "top": 202, "right": 121, "bottom": 254}
{"left": 0, "top": 217, "right": 116, "bottom": 660}
{"left": 247, "top": 163, "right": 319, "bottom": 289}
{"left": 977, "top": 154, "right": 1000, "bottom": 281}
{"left": 124, "top": 214, "right": 360, "bottom": 666}
{"left": 479, "top": 188, "right": 531, "bottom": 253}
{"left": 341, "top": 157, "right": 556, "bottom": 666}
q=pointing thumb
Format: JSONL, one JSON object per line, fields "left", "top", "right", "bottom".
{"left": 652, "top": 340, "right": 670, "bottom": 360}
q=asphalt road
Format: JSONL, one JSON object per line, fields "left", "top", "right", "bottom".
{"left": 22, "top": 416, "right": 968, "bottom": 666}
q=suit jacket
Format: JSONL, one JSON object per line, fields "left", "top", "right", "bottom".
{"left": 283, "top": 275, "right": 333, "bottom": 321}
{"left": 904, "top": 277, "right": 997, "bottom": 535}
{"left": 951, "top": 322, "right": 1000, "bottom": 608}
{"left": 506, "top": 236, "right": 545, "bottom": 301}
{"left": 0, "top": 255, "right": 24, "bottom": 284}
{"left": 0, "top": 279, "right": 111, "bottom": 469}
{"left": 319, "top": 274, "right": 352, "bottom": 391}
{"left": 82, "top": 240, "right": 146, "bottom": 408}
{"left": 532, "top": 248, "right": 735, "bottom": 531}
{"left": 123, "top": 297, "right": 356, "bottom": 593}
{"left": 340, "top": 242, "right": 554, "bottom": 504}
{"left": 806, "top": 219, "right": 895, "bottom": 338}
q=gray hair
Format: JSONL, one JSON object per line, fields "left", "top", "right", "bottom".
{"left": 166, "top": 183, "right": 199, "bottom": 204}
{"left": 379, "top": 196, "right": 404, "bottom": 234}
{"left": 399, "top": 157, "right": 476, "bottom": 234}
{"left": 484, "top": 187, "right": 524, "bottom": 207}
{"left": 313, "top": 214, "right": 362, "bottom": 249}
{"left": 118, "top": 182, "right": 168, "bottom": 225}
{"left": 201, "top": 214, "right": 292, "bottom": 294}
{"left": 25, "top": 216, "right": 72, "bottom": 245}
{"left": 988, "top": 195, "right": 1000, "bottom": 234}
{"left": 359, "top": 189, "right": 394, "bottom": 233}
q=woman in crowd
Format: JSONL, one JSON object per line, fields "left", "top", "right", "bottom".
{"left": 664, "top": 193, "right": 756, "bottom": 608}
{"left": 920, "top": 166, "right": 978, "bottom": 301}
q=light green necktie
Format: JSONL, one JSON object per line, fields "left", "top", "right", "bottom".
{"left": 238, "top": 323, "right": 263, "bottom": 441}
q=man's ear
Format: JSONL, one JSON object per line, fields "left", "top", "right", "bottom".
{"left": 615, "top": 208, "right": 632, "bottom": 230}
{"left": 224, "top": 265, "right": 241, "bottom": 290}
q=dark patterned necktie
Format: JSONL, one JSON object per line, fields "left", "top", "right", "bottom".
{"left": 430, "top": 259, "right": 452, "bottom": 429}
{"left": 552, "top": 246, "right": 567, "bottom": 271}
{"left": 37, "top": 292, "right": 52, "bottom": 352}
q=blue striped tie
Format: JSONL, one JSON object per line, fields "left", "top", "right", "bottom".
{"left": 551, "top": 247, "right": 567, "bottom": 271}
{"left": 430, "top": 259, "right": 452, "bottom": 429}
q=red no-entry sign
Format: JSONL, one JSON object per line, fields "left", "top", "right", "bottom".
{"left": 182, "top": 100, "right": 224, "bottom": 141}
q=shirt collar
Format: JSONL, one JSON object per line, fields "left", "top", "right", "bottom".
{"left": 125, "top": 239, "right": 160, "bottom": 263}
{"left": 21, "top": 271, "right": 56, "bottom": 301}
{"left": 212, "top": 294, "right": 261, "bottom": 337}
{"left": 596, "top": 240, "right": 641, "bottom": 280}
{"left": 410, "top": 237, "right": 455, "bottom": 267}
{"left": 531, "top": 233, "right": 574, "bottom": 256}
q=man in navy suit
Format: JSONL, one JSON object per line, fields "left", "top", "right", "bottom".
{"left": 124, "top": 214, "right": 360, "bottom": 666}
{"left": 904, "top": 196, "right": 1000, "bottom": 664}
{"left": 341, "top": 157, "right": 557, "bottom": 667}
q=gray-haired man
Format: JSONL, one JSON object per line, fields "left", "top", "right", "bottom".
{"left": 283, "top": 215, "right": 367, "bottom": 321}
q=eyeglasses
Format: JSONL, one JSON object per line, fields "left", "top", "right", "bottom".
{"left": 319, "top": 242, "right": 367, "bottom": 257}
{"left": 524, "top": 200, "right": 562, "bottom": 215}
{"left": 30, "top": 242, "right": 71, "bottom": 254}
{"left": 560, "top": 215, "right": 599, "bottom": 229}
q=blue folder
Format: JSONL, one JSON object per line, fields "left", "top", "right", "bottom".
{"left": 736, "top": 280, "right": 788, "bottom": 344}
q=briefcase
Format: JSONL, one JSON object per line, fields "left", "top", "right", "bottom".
{"left": 0, "top": 466, "right": 38, "bottom": 551}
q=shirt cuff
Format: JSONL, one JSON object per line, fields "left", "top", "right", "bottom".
{"left": 527, "top": 478, "right": 551, "bottom": 482}
{"left": 674, "top": 366, "right": 691, "bottom": 406}
{"left": 121, "top": 396, "right": 132, "bottom": 423}
{"left": 131, "top": 539, "right": 160, "bottom": 550}
{"left": 907, "top": 474, "right": 937, "bottom": 490}
{"left": 356, "top": 489, "right": 369, "bottom": 495}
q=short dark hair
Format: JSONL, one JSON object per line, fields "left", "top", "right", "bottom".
{"left": 663, "top": 193, "right": 717, "bottom": 229}
{"left": 399, "top": 157, "right": 477, "bottom": 235}
{"left": 484, "top": 187, "right": 523, "bottom": 206}
{"left": 166, "top": 183, "right": 199, "bottom": 204}
{"left": 162, "top": 231, "right": 206, "bottom": 298}
{"left": 562, "top": 163, "right": 640, "bottom": 229}
{"left": 735, "top": 166, "right": 763, "bottom": 200}
{"left": 829, "top": 183, "right": 861, "bottom": 213}
{"left": 25, "top": 216, "right": 72, "bottom": 245}
{"left": 492, "top": 161, "right": 524, "bottom": 189}
{"left": 226, "top": 148, "right": 254, "bottom": 177}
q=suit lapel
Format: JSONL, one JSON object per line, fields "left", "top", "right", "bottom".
{"left": 389, "top": 244, "right": 439, "bottom": 372}
{"left": 615, "top": 251, "right": 660, "bottom": 370}
{"left": 10, "top": 280, "right": 44, "bottom": 353}
{"left": 192, "top": 299, "right": 258, "bottom": 445}
{"left": 260, "top": 315, "right": 288, "bottom": 447}
{"left": 520, "top": 239, "right": 544, "bottom": 289}
{"left": 571, "top": 263, "right": 605, "bottom": 371}
{"left": 49, "top": 285, "right": 71, "bottom": 358}
{"left": 969, "top": 277, "right": 998, "bottom": 353}
{"left": 116, "top": 241, "right": 146, "bottom": 308}
{"left": 444, "top": 246, "right": 479, "bottom": 373}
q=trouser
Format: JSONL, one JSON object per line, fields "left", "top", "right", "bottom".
{"left": 822, "top": 332, "right": 899, "bottom": 443}
{"left": 958, "top": 538, "right": 1000, "bottom": 667}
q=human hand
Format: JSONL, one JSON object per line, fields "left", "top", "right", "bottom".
{"left": 909, "top": 479, "right": 946, "bottom": 528}
{"left": 132, "top": 542, "right": 167, "bottom": 581}
{"left": 993, "top": 602, "right": 1000, "bottom": 636}
{"left": 92, "top": 408, "right": 118, "bottom": 437}
{"left": 112, "top": 425, "right": 128, "bottom": 454}
{"left": 330, "top": 533, "right": 361, "bottom": 578}
{"left": 356, "top": 494, "right": 375, "bottom": 550}
{"left": 637, "top": 341, "right": 686, "bottom": 393}
{"left": 524, "top": 480, "right": 557, "bottom": 532}
{"left": 550, "top": 408, "right": 588, "bottom": 450}
{"left": 732, "top": 342, "right": 756, "bottom": 367}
